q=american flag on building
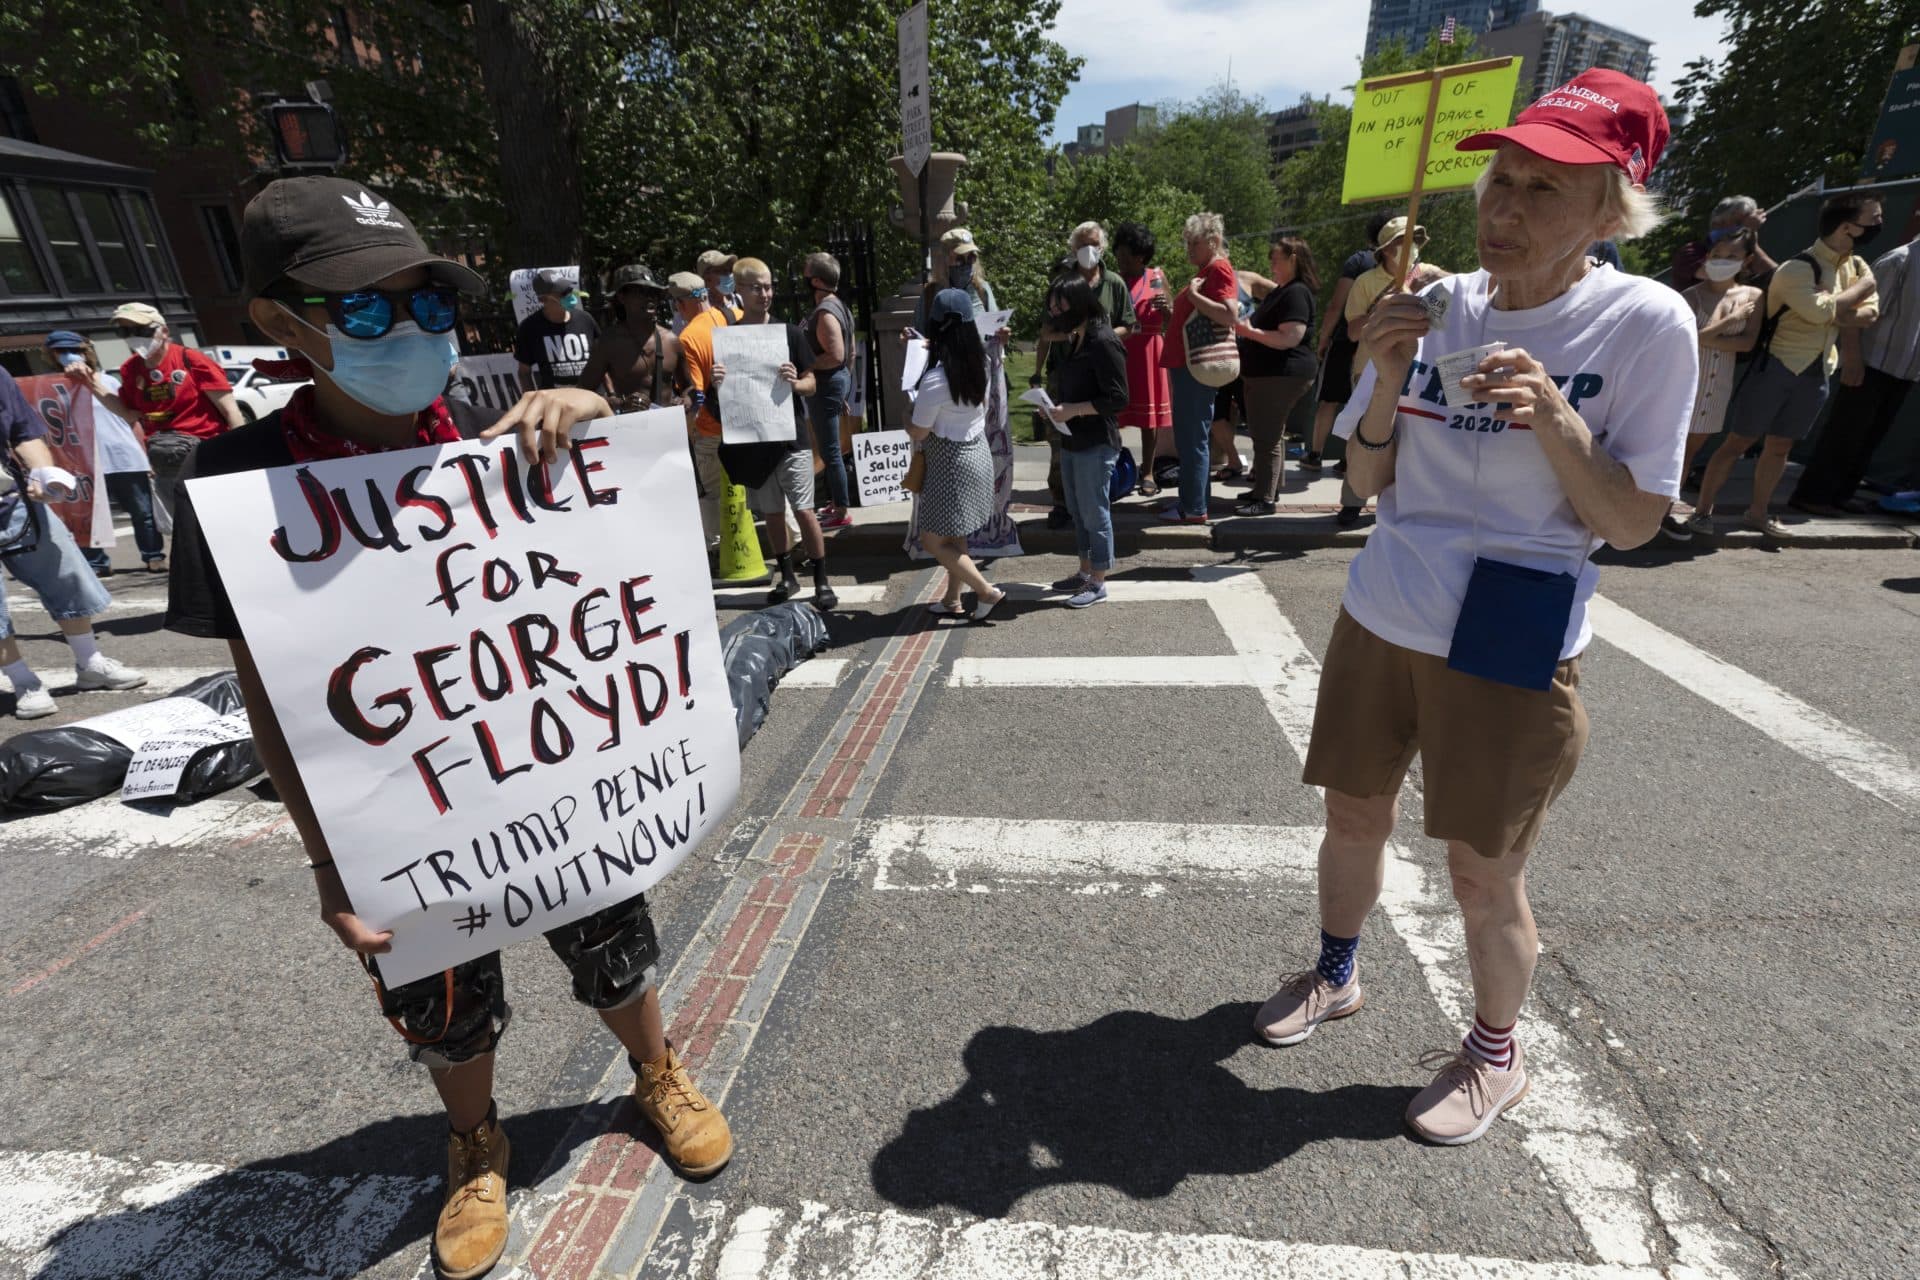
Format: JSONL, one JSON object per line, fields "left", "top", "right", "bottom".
{"left": 1440, "top": 14, "right": 1457, "bottom": 43}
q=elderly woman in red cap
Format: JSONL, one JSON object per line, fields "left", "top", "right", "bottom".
{"left": 1253, "top": 70, "right": 1698, "bottom": 1145}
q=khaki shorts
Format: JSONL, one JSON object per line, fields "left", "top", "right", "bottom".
{"left": 746, "top": 449, "right": 814, "bottom": 516}
{"left": 1302, "top": 609, "right": 1589, "bottom": 858}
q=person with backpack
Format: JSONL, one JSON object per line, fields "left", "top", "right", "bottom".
{"left": 1670, "top": 229, "right": 1763, "bottom": 540}
{"left": 1040, "top": 277, "right": 1130, "bottom": 608}
{"left": 1691, "top": 192, "right": 1881, "bottom": 541}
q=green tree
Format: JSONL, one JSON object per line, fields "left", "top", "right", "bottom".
{"left": 1134, "top": 84, "right": 1277, "bottom": 245}
{"left": 1650, "top": 0, "right": 1920, "bottom": 272}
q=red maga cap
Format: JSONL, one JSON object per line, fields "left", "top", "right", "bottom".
{"left": 1457, "top": 68, "right": 1669, "bottom": 185}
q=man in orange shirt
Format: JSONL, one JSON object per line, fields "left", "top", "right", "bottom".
{"left": 671, "top": 270, "right": 737, "bottom": 549}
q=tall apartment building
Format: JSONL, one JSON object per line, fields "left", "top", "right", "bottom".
{"left": 1268, "top": 98, "right": 1325, "bottom": 167}
{"left": 1478, "top": 10, "right": 1655, "bottom": 98}
{"left": 1364, "top": 1, "right": 1540, "bottom": 58}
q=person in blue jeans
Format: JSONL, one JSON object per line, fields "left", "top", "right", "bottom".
{"left": 803, "top": 252, "right": 855, "bottom": 527}
{"left": 1160, "top": 212, "right": 1241, "bottom": 524}
{"left": 46, "top": 331, "right": 167, "bottom": 575}
{"left": 0, "top": 367, "right": 148, "bottom": 717}
{"left": 1042, "top": 277, "right": 1130, "bottom": 608}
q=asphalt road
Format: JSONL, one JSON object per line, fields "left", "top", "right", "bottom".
{"left": 1, "top": 539, "right": 1916, "bottom": 1279}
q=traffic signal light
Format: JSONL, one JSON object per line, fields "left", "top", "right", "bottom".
{"left": 265, "top": 100, "right": 346, "bottom": 172}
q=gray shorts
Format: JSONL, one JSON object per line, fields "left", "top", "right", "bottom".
{"left": 1728, "top": 354, "right": 1830, "bottom": 441}
{"left": 747, "top": 449, "right": 815, "bottom": 515}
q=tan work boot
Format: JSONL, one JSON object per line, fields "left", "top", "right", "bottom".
{"left": 435, "top": 1105, "right": 511, "bottom": 1280}
{"left": 635, "top": 1047, "right": 734, "bottom": 1177}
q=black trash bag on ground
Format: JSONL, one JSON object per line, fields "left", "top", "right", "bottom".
{"left": 1153, "top": 454, "right": 1180, "bottom": 488}
{"left": 0, "top": 672, "right": 262, "bottom": 815}
{"left": 721, "top": 602, "right": 830, "bottom": 747}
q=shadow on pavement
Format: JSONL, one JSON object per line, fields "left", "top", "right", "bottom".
{"left": 31, "top": 1104, "right": 589, "bottom": 1280}
{"left": 870, "top": 1002, "right": 1411, "bottom": 1217}
{"left": 1882, "top": 576, "right": 1920, "bottom": 594}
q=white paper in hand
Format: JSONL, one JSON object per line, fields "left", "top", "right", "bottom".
{"left": 900, "top": 340, "right": 929, "bottom": 394}
{"left": 712, "top": 325, "right": 797, "bottom": 443}
{"left": 1018, "top": 387, "right": 1070, "bottom": 436}
{"left": 974, "top": 308, "right": 1013, "bottom": 341}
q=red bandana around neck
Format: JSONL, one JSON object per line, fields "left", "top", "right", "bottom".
{"left": 277, "top": 383, "right": 462, "bottom": 463}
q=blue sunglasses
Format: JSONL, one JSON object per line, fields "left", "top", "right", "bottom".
{"left": 278, "top": 285, "right": 460, "bottom": 340}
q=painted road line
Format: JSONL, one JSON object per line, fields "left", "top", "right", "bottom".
{"left": 0, "top": 791, "right": 280, "bottom": 860}
{"left": 708, "top": 1200, "right": 1678, "bottom": 1280}
{"left": 1590, "top": 594, "right": 1920, "bottom": 813}
{"left": 506, "top": 570, "right": 955, "bottom": 1277}
{"left": 711, "top": 583, "right": 887, "bottom": 607}
{"left": 856, "top": 815, "right": 1415, "bottom": 901}
{"left": 0, "top": 1147, "right": 432, "bottom": 1278}
{"left": 948, "top": 654, "right": 1259, "bottom": 688}
{"left": 6, "top": 593, "right": 166, "bottom": 617}
{"left": 776, "top": 658, "right": 849, "bottom": 689}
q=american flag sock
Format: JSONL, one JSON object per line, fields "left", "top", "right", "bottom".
{"left": 1463, "top": 1014, "right": 1516, "bottom": 1070}
{"left": 1315, "top": 930, "right": 1359, "bottom": 987}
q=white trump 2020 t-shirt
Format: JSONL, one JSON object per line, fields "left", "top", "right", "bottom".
{"left": 1334, "top": 264, "right": 1698, "bottom": 661}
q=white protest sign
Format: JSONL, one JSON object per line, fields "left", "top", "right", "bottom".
{"left": 121, "top": 712, "right": 252, "bottom": 802}
{"left": 184, "top": 411, "right": 741, "bottom": 986}
{"left": 712, "top": 325, "right": 797, "bottom": 444}
{"left": 900, "top": 339, "right": 929, "bottom": 393}
{"left": 453, "top": 354, "right": 523, "bottom": 413}
{"left": 974, "top": 308, "right": 1012, "bottom": 342}
{"left": 851, "top": 430, "right": 913, "bottom": 506}
{"left": 898, "top": 0, "right": 930, "bottom": 176}
{"left": 83, "top": 698, "right": 220, "bottom": 751}
{"left": 508, "top": 265, "right": 581, "bottom": 324}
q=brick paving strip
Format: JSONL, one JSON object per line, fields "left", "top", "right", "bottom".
{"left": 482, "top": 568, "right": 950, "bottom": 1279}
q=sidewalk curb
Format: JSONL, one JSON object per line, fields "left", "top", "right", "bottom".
{"left": 818, "top": 516, "right": 1920, "bottom": 556}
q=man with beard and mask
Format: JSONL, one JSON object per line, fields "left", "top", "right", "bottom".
{"left": 581, "top": 263, "right": 681, "bottom": 412}
{"left": 1693, "top": 191, "right": 1881, "bottom": 541}
{"left": 1033, "top": 222, "right": 1135, "bottom": 528}
{"left": 165, "top": 177, "right": 734, "bottom": 1280}
{"left": 78, "top": 300, "right": 244, "bottom": 516}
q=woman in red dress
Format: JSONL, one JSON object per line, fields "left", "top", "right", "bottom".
{"left": 1113, "top": 222, "right": 1172, "bottom": 497}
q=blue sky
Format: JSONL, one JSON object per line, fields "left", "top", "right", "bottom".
{"left": 1042, "top": 0, "right": 1730, "bottom": 143}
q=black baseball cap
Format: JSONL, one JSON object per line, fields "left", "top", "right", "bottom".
{"left": 533, "top": 268, "right": 576, "bottom": 297}
{"left": 241, "top": 175, "right": 485, "bottom": 298}
{"left": 610, "top": 263, "right": 665, "bottom": 292}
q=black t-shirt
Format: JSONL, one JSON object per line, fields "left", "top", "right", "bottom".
{"left": 1325, "top": 246, "right": 1376, "bottom": 347}
{"left": 513, "top": 309, "right": 601, "bottom": 388}
{"left": 165, "top": 408, "right": 491, "bottom": 641}
{"left": 715, "top": 322, "right": 814, "bottom": 487}
{"left": 1238, "top": 280, "right": 1317, "bottom": 379}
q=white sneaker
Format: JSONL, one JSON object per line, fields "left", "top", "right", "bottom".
{"left": 74, "top": 656, "right": 147, "bottom": 691}
{"left": 13, "top": 684, "right": 55, "bottom": 719}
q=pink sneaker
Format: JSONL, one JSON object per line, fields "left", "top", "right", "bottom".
{"left": 819, "top": 507, "right": 853, "bottom": 529}
{"left": 1405, "top": 1041, "right": 1529, "bottom": 1145}
{"left": 1253, "top": 970, "right": 1364, "bottom": 1046}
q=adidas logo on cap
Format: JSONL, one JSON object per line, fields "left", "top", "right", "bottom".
{"left": 341, "top": 190, "right": 403, "bottom": 230}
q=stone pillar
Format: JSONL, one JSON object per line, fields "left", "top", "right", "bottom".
{"left": 874, "top": 152, "right": 967, "bottom": 433}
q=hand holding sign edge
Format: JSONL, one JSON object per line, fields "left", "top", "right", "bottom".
{"left": 482, "top": 387, "right": 614, "bottom": 465}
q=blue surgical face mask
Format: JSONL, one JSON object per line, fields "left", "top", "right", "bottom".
{"left": 561, "top": 292, "right": 581, "bottom": 312}
{"left": 284, "top": 307, "right": 457, "bottom": 416}
{"left": 718, "top": 274, "right": 735, "bottom": 295}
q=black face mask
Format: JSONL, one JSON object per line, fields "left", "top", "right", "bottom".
{"left": 947, "top": 262, "right": 974, "bottom": 289}
{"left": 1853, "top": 222, "right": 1884, "bottom": 248}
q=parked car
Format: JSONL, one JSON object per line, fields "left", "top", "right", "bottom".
{"left": 211, "top": 345, "right": 309, "bottom": 422}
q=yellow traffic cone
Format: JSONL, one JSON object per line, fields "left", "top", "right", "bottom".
{"left": 715, "top": 478, "right": 772, "bottom": 583}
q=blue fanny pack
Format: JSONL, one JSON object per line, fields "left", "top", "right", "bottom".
{"left": 1445, "top": 556, "right": 1578, "bottom": 691}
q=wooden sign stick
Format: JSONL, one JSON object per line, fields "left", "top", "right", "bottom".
{"left": 1387, "top": 71, "right": 1445, "bottom": 297}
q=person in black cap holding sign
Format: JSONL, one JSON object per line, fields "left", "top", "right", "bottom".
{"left": 164, "top": 176, "right": 733, "bottom": 1280}
{"left": 581, "top": 263, "right": 682, "bottom": 411}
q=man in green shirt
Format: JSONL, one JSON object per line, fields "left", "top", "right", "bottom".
{"left": 1034, "top": 221, "right": 1136, "bottom": 526}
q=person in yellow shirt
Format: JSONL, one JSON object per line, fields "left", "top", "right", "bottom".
{"left": 1693, "top": 192, "right": 1881, "bottom": 541}
{"left": 1345, "top": 217, "right": 1448, "bottom": 385}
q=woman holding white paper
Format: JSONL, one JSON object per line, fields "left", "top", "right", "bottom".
{"left": 909, "top": 289, "right": 1005, "bottom": 621}
{"left": 1257, "top": 70, "right": 1697, "bottom": 1148}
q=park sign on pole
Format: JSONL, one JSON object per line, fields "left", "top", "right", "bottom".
{"left": 899, "top": 0, "right": 930, "bottom": 176}
{"left": 1861, "top": 44, "right": 1920, "bottom": 181}
{"left": 185, "top": 412, "right": 742, "bottom": 986}
{"left": 1342, "top": 56, "right": 1523, "bottom": 205}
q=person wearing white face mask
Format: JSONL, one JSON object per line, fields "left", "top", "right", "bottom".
{"left": 1667, "top": 228, "right": 1762, "bottom": 540}
{"left": 78, "top": 300, "right": 244, "bottom": 518}
{"left": 1033, "top": 222, "right": 1135, "bottom": 526}
{"left": 164, "top": 175, "right": 735, "bottom": 1280}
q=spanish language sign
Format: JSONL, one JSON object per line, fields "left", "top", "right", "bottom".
{"left": 852, "top": 429, "right": 912, "bottom": 505}
{"left": 1342, "top": 57, "right": 1522, "bottom": 204}
{"left": 186, "top": 411, "right": 741, "bottom": 985}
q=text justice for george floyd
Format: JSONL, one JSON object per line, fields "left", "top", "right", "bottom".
{"left": 274, "top": 433, "right": 700, "bottom": 814}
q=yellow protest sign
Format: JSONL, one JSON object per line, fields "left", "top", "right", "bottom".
{"left": 1342, "top": 57, "right": 1523, "bottom": 204}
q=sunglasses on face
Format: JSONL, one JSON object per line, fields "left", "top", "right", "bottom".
{"left": 278, "top": 285, "right": 461, "bottom": 340}
{"left": 112, "top": 324, "right": 156, "bottom": 339}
